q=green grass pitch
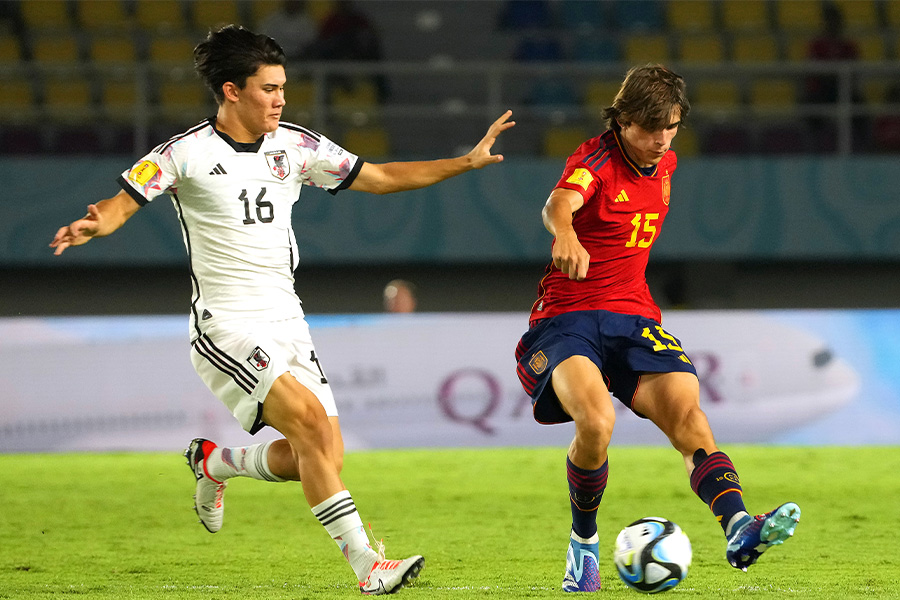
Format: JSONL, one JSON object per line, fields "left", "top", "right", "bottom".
{"left": 1, "top": 446, "right": 898, "bottom": 599}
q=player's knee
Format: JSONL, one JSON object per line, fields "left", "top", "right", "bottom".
{"left": 574, "top": 402, "right": 615, "bottom": 444}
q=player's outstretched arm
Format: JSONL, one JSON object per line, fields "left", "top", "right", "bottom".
{"left": 50, "top": 190, "right": 142, "bottom": 255}
{"left": 544, "top": 188, "right": 590, "bottom": 281}
{"left": 348, "top": 110, "right": 515, "bottom": 195}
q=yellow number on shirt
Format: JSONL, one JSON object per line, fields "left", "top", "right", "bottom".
{"left": 626, "top": 213, "right": 660, "bottom": 248}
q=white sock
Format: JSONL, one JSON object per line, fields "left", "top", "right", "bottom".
{"left": 312, "top": 490, "right": 380, "bottom": 582}
{"left": 725, "top": 511, "right": 751, "bottom": 537}
{"left": 207, "top": 440, "right": 286, "bottom": 482}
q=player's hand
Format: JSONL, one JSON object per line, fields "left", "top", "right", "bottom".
{"left": 465, "top": 110, "right": 515, "bottom": 169}
{"left": 50, "top": 204, "right": 103, "bottom": 255}
{"left": 552, "top": 230, "right": 590, "bottom": 280}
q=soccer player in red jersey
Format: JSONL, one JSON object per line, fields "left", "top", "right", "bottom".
{"left": 514, "top": 65, "right": 800, "bottom": 592}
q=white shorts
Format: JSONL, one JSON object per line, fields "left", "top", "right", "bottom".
{"left": 190, "top": 317, "right": 337, "bottom": 434}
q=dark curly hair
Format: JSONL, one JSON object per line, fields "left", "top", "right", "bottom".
{"left": 194, "top": 25, "right": 286, "bottom": 105}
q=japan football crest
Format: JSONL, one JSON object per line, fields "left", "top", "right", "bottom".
{"left": 265, "top": 150, "right": 290, "bottom": 180}
{"left": 248, "top": 346, "right": 270, "bottom": 371}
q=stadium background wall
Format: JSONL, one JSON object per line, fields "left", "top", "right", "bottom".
{"left": 2, "top": 156, "right": 898, "bottom": 316}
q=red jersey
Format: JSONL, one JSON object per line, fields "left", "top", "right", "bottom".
{"left": 529, "top": 129, "right": 676, "bottom": 325}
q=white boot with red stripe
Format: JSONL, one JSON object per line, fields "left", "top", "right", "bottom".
{"left": 360, "top": 555, "right": 425, "bottom": 595}
{"left": 184, "top": 438, "right": 227, "bottom": 533}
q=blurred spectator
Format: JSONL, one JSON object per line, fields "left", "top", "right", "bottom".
{"left": 258, "top": 0, "right": 317, "bottom": 60}
{"left": 804, "top": 1, "right": 859, "bottom": 105}
{"left": 803, "top": 1, "right": 865, "bottom": 150}
{"left": 383, "top": 279, "right": 417, "bottom": 313}
{"left": 873, "top": 83, "right": 900, "bottom": 152}
{"left": 314, "top": 0, "right": 388, "bottom": 102}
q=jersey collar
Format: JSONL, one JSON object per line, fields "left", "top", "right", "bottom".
{"left": 209, "top": 117, "right": 266, "bottom": 153}
{"left": 613, "top": 129, "right": 658, "bottom": 178}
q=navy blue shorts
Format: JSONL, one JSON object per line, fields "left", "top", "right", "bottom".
{"left": 515, "top": 310, "right": 697, "bottom": 424}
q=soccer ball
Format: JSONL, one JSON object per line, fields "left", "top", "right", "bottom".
{"left": 613, "top": 517, "right": 692, "bottom": 594}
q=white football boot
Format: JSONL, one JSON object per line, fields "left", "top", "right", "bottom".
{"left": 184, "top": 438, "right": 226, "bottom": 533}
{"left": 359, "top": 556, "right": 425, "bottom": 595}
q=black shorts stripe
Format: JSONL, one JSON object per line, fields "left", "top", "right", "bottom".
{"left": 194, "top": 335, "right": 258, "bottom": 394}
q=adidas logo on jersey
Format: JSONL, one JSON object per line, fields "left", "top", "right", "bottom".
{"left": 209, "top": 164, "right": 227, "bottom": 175}
{"left": 614, "top": 190, "right": 630, "bottom": 203}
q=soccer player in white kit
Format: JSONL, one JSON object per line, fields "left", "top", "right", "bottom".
{"left": 51, "top": 25, "right": 514, "bottom": 595}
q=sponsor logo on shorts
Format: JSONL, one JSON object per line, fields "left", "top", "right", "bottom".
{"left": 248, "top": 346, "right": 270, "bottom": 371}
{"left": 529, "top": 351, "right": 549, "bottom": 374}
{"left": 128, "top": 160, "right": 159, "bottom": 186}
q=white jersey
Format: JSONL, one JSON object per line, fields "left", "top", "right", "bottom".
{"left": 118, "top": 118, "right": 361, "bottom": 340}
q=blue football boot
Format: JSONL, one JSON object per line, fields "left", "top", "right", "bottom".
{"left": 563, "top": 530, "right": 601, "bottom": 592}
{"left": 726, "top": 502, "right": 801, "bottom": 571}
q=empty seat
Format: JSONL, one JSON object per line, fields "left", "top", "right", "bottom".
{"left": 135, "top": 0, "right": 188, "bottom": 32}
{"left": 692, "top": 80, "right": 741, "bottom": 111}
{"left": 191, "top": 0, "right": 241, "bottom": 30}
{"left": 88, "top": 35, "right": 138, "bottom": 66}
{"left": 157, "top": 74, "right": 210, "bottom": 124}
{"left": 343, "top": 126, "right": 390, "bottom": 158}
{"left": 30, "top": 34, "right": 82, "bottom": 65}
{"left": 721, "top": 0, "right": 769, "bottom": 33}
{"left": 572, "top": 35, "right": 620, "bottom": 62}
{"left": 623, "top": 34, "right": 670, "bottom": 63}
{"left": 583, "top": 79, "right": 621, "bottom": 120}
{"left": 834, "top": 0, "right": 878, "bottom": 31}
{"left": 147, "top": 33, "right": 195, "bottom": 64}
{"left": 775, "top": 0, "right": 823, "bottom": 33}
{"left": 543, "top": 125, "right": 588, "bottom": 157}
{"left": 0, "top": 76, "right": 38, "bottom": 122}
{"left": 21, "top": 0, "right": 72, "bottom": 31}
{"left": 731, "top": 34, "right": 779, "bottom": 63}
{"left": 677, "top": 34, "right": 724, "bottom": 64}
{"left": 42, "top": 77, "right": 95, "bottom": 122}
{"left": 100, "top": 77, "right": 140, "bottom": 122}
{"left": 77, "top": 0, "right": 132, "bottom": 31}
{"left": 749, "top": 78, "right": 797, "bottom": 111}
{"left": 666, "top": 0, "right": 715, "bottom": 33}
{"left": 612, "top": 0, "right": 664, "bottom": 31}
{"left": 672, "top": 126, "right": 698, "bottom": 156}
{"left": 0, "top": 33, "right": 23, "bottom": 63}
{"left": 854, "top": 33, "right": 886, "bottom": 62}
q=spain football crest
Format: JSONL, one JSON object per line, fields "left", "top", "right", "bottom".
{"left": 661, "top": 171, "right": 671, "bottom": 206}
{"left": 529, "top": 351, "right": 549, "bottom": 375}
{"left": 265, "top": 150, "right": 290, "bottom": 180}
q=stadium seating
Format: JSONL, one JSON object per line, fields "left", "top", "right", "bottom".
{"left": 666, "top": 0, "right": 715, "bottom": 33}
{"left": 775, "top": 0, "right": 824, "bottom": 33}
{"left": 191, "top": 0, "right": 240, "bottom": 31}
{"left": 543, "top": 125, "right": 589, "bottom": 158}
{"left": 343, "top": 126, "right": 390, "bottom": 158}
{"left": 76, "top": 0, "right": 132, "bottom": 32}
{"left": 721, "top": 0, "right": 769, "bottom": 33}
{"left": 20, "top": 0, "right": 72, "bottom": 32}
{"left": 135, "top": 0, "right": 189, "bottom": 33}
{"left": 0, "top": 0, "right": 896, "bottom": 157}
{"left": 677, "top": 34, "right": 725, "bottom": 65}
{"left": 623, "top": 33, "right": 670, "bottom": 64}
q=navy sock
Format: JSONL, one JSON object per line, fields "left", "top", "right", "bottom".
{"left": 567, "top": 456, "right": 608, "bottom": 539}
{"left": 690, "top": 450, "right": 747, "bottom": 534}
